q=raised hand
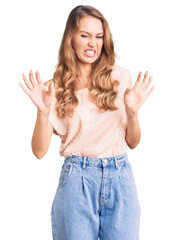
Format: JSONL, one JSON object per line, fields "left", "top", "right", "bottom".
{"left": 19, "top": 70, "right": 54, "bottom": 114}
{"left": 124, "top": 71, "right": 155, "bottom": 117}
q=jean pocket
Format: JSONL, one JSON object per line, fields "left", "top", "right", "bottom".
{"left": 57, "top": 161, "right": 74, "bottom": 191}
{"left": 119, "top": 161, "right": 137, "bottom": 189}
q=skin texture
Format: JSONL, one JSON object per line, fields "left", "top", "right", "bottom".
{"left": 19, "top": 15, "right": 155, "bottom": 158}
{"left": 124, "top": 71, "right": 155, "bottom": 148}
{"left": 72, "top": 16, "right": 104, "bottom": 89}
{"left": 19, "top": 71, "right": 54, "bottom": 158}
{"left": 72, "top": 16, "right": 104, "bottom": 65}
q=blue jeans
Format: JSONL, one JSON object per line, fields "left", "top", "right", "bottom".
{"left": 51, "top": 152, "right": 140, "bottom": 240}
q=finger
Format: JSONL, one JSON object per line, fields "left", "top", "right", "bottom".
{"left": 144, "top": 85, "right": 156, "bottom": 100}
{"left": 48, "top": 82, "right": 55, "bottom": 95}
{"left": 29, "top": 70, "right": 37, "bottom": 86}
{"left": 35, "top": 70, "right": 43, "bottom": 84}
{"left": 19, "top": 81, "right": 31, "bottom": 97}
{"left": 133, "top": 71, "right": 142, "bottom": 89}
{"left": 124, "top": 88, "right": 131, "bottom": 95}
{"left": 22, "top": 73, "right": 32, "bottom": 90}
{"left": 144, "top": 75, "right": 153, "bottom": 92}
{"left": 140, "top": 71, "right": 148, "bottom": 88}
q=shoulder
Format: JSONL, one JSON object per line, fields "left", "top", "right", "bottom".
{"left": 111, "top": 65, "right": 131, "bottom": 80}
{"left": 111, "top": 65, "right": 132, "bottom": 94}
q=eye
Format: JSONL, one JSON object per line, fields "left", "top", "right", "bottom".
{"left": 81, "top": 35, "right": 88, "bottom": 38}
{"left": 96, "top": 36, "right": 104, "bottom": 39}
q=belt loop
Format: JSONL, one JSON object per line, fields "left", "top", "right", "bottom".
{"left": 115, "top": 156, "right": 118, "bottom": 169}
{"left": 83, "top": 156, "right": 86, "bottom": 169}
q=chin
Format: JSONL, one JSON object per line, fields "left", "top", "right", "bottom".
{"left": 81, "top": 57, "right": 99, "bottom": 64}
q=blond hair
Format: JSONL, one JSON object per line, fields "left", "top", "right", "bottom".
{"left": 52, "top": 5, "right": 119, "bottom": 119}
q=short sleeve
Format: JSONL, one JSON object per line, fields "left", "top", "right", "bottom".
{"left": 112, "top": 65, "right": 132, "bottom": 96}
{"left": 48, "top": 103, "right": 59, "bottom": 135}
{"left": 120, "top": 68, "right": 132, "bottom": 96}
{"left": 127, "top": 71, "right": 132, "bottom": 89}
{"left": 48, "top": 94, "right": 68, "bottom": 136}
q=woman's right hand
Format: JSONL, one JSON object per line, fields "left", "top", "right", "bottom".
{"left": 19, "top": 70, "right": 55, "bottom": 114}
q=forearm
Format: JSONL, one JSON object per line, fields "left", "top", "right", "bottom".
{"left": 125, "top": 113, "right": 141, "bottom": 149}
{"left": 31, "top": 110, "right": 52, "bottom": 159}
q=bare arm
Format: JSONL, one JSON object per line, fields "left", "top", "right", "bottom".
{"left": 31, "top": 80, "right": 54, "bottom": 159}
{"left": 19, "top": 70, "right": 55, "bottom": 159}
{"left": 125, "top": 113, "right": 141, "bottom": 149}
{"left": 124, "top": 71, "right": 155, "bottom": 149}
{"left": 31, "top": 110, "right": 53, "bottom": 159}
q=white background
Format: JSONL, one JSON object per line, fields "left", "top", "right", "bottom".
{"left": 1, "top": 0, "right": 174, "bottom": 239}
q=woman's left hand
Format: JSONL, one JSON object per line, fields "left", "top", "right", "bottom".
{"left": 124, "top": 71, "right": 155, "bottom": 117}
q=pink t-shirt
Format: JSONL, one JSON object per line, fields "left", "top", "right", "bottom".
{"left": 49, "top": 65, "right": 132, "bottom": 158}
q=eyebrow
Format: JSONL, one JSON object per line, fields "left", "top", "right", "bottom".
{"left": 80, "top": 31, "right": 104, "bottom": 35}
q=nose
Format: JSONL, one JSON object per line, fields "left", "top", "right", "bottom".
{"left": 88, "top": 37, "right": 97, "bottom": 47}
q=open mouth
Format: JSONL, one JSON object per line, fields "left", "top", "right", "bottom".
{"left": 84, "top": 50, "right": 96, "bottom": 57}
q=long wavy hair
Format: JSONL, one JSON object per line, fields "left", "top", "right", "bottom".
{"left": 52, "top": 5, "right": 120, "bottom": 119}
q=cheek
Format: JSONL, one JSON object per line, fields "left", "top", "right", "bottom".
{"left": 98, "top": 41, "right": 104, "bottom": 51}
{"left": 72, "top": 36, "right": 80, "bottom": 50}
{"left": 71, "top": 39, "right": 77, "bottom": 51}
{"left": 72, "top": 41, "right": 85, "bottom": 55}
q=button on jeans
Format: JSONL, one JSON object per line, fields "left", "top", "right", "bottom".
{"left": 51, "top": 152, "right": 141, "bottom": 240}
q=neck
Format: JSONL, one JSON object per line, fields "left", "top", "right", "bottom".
{"left": 76, "top": 62, "right": 92, "bottom": 78}
{"left": 74, "top": 62, "right": 92, "bottom": 90}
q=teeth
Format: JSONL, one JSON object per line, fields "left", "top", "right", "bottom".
{"left": 85, "top": 50, "right": 95, "bottom": 53}
{"left": 85, "top": 50, "right": 95, "bottom": 56}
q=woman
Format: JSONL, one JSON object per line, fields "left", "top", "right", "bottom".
{"left": 19, "top": 5, "right": 155, "bottom": 240}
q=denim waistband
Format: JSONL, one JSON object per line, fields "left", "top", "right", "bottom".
{"left": 64, "top": 152, "right": 128, "bottom": 169}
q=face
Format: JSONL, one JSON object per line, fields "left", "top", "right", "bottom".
{"left": 72, "top": 15, "right": 104, "bottom": 65}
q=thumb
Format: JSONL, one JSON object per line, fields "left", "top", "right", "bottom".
{"left": 124, "top": 88, "right": 131, "bottom": 95}
{"left": 48, "top": 82, "right": 55, "bottom": 95}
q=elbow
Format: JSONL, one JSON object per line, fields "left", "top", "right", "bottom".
{"left": 32, "top": 150, "right": 45, "bottom": 159}
{"left": 125, "top": 132, "right": 141, "bottom": 150}
{"left": 127, "top": 140, "right": 140, "bottom": 149}
{"left": 128, "top": 144, "right": 137, "bottom": 149}
{"left": 35, "top": 153, "right": 45, "bottom": 159}
{"left": 31, "top": 140, "right": 48, "bottom": 159}
{"left": 31, "top": 145, "right": 46, "bottom": 160}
